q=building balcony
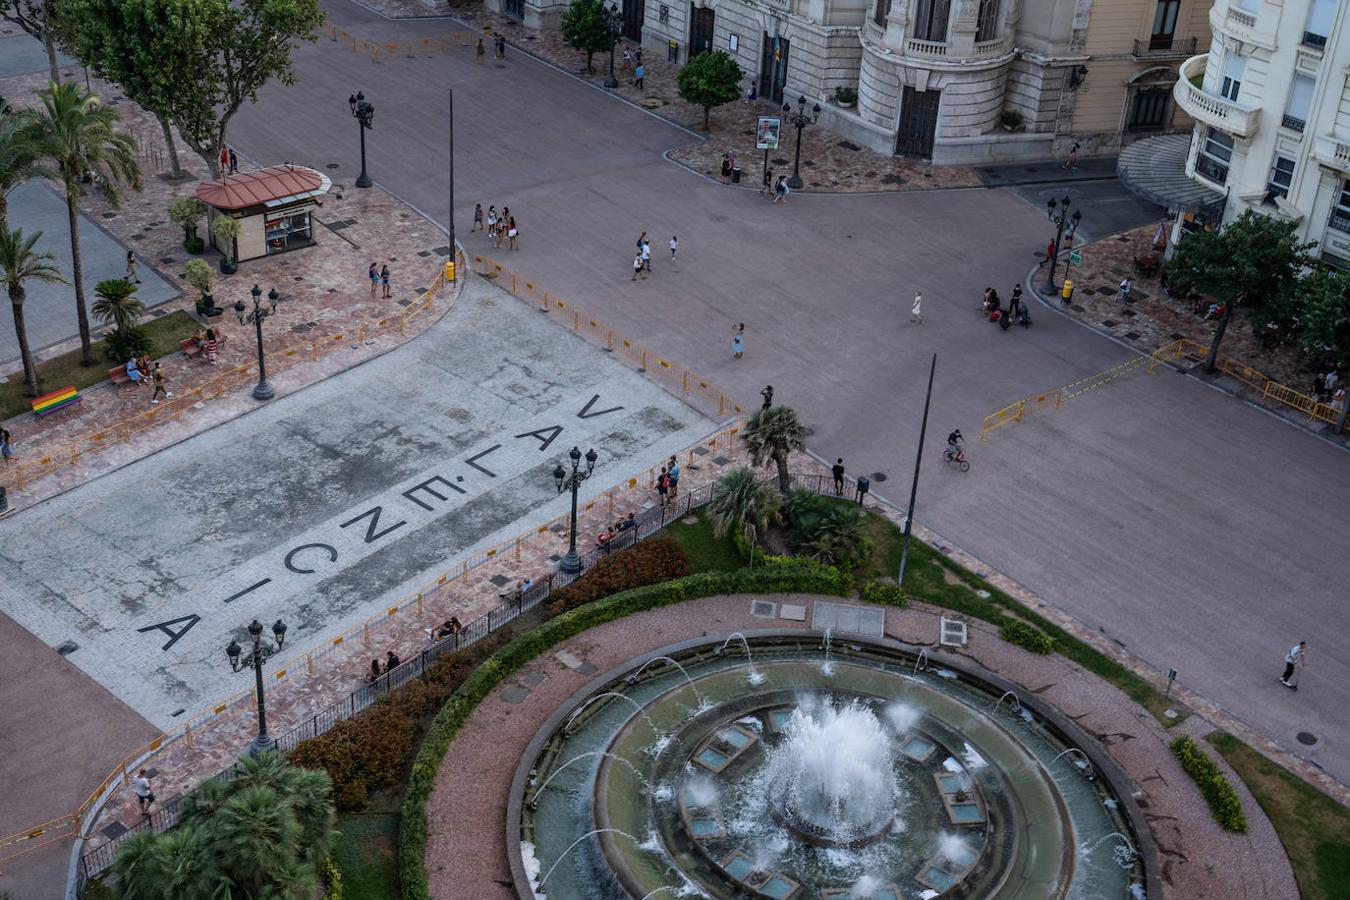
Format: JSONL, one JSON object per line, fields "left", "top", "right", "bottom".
{"left": 1131, "top": 35, "right": 1198, "bottom": 60}
{"left": 1173, "top": 54, "right": 1259, "bottom": 138}
{"left": 904, "top": 37, "right": 948, "bottom": 58}
{"left": 1312, "top": 133, "right": 1350, "bottom": 173}
{"left": 1211, "top": 3, "right": 1277, "bottom": 50}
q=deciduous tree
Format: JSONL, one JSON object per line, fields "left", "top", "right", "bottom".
{"left": 560, "top": 0, "right": 610, "bottom": 74}
{"left": 676, "top": 49, "right": 742, "bottom": 131}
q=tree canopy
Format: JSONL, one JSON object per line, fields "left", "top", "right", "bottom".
{"left": 676, "top": 49, "right": 743, "bottom": 130}
{"left": 560, "top": 0, "right": 612, "bottom": 74}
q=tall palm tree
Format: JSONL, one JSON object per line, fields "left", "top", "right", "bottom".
{"left": 0, "top": 111, "right": 52, "bottom": 224}
{"left": 29, "top": 81, "right": 141, "bottom": 365}
{"left": 741, "top": 405, "right": 808, "bottom": 492}
{"left": 708, "top": 467, "right": 781, "bottom": 539}
{"left": 0, "top": 224, "right": 65, "bottom": 397}
{"left": 92, "top": 278, "right": 143, "bottom": 331}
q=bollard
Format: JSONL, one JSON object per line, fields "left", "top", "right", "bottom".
{"left": 605, "top": 330, "right": 613, "bottom": 352}
{"left": 639, "top": 350, "right": 648, "bottom": 372}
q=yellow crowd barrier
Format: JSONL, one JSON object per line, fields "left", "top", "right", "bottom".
{"left": 0, "top": 253, "right": 459, "bottom": 495}
{"left": 468, "top": 254, "right": 747, "bottom": 418}
{"left": 1, "top": 418, "right": 743, "bottom": 866}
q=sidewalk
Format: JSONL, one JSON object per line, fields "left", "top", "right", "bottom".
{"left": 0, "top": 69, "right": 457, "bottom": 507}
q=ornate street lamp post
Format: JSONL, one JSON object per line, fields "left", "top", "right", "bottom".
{"left": 226, "top": 618, "right": 288, "bottom": 756}
{"left": 348, "top": 91, "right": 375, "bottom": 189}
{"left": 603, "top": 3, "right": 623, "bottom": 89}
{"left": 783, "top": 95, "right": 821, "bottom": 190}
{"left": 553, "top": 446, "right": 598, "bottom": 575}
{"left": 1045, "top": 196, "right": 1082, "bottom": 294}
{"left": 234, "top": 284, "right": 280, "bottom": 401}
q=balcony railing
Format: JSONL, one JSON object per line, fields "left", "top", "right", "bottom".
{"left": 905, "top": 37, "right": 948, "bottom": 57}
{"left": 1132, "top": 35, "right": 1198, "bottom": 58}
{"left": 1311, "top": 133, "right": 1350, "bottom": 172}
{"left": 1227, "top": 6, "right": 1256, "bottom": 28}
{"left": 1173, "top": 54, "right": 1260, "bottom": 138}
{"left": 1282, "top": 114, "right": 1307, "bottom": 133}
{"left": 1302, "top": 31, "right": 1326, "bottom": 48}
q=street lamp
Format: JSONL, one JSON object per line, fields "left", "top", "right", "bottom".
{"left": 1045, "top": 196, "right": 1082, "bottom": 294}
{"left": 782, "top": 95, "right": 821, "bottom": 190}
{"left": 553, "top": 445, "right": 598, "bottom": 575}
{"left": 234, "top": 284, "right": 280, "bottom": 401}
{"left": 348, "top": 91, "right": 375, "bottom": 189}
{"left": 603, "top": 3, "right": 623, "bottom": 89}
{"left": 225, "top": 618, "right": 288, "bottom": 757}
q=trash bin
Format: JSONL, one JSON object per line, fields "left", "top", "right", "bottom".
{"left": 1061, "top": 279, "right": 1074, "bottom": 302}
{"left": 731, "top": 166, "right": 742, "bottom": 184}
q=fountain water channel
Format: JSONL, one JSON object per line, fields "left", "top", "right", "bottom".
{"left": 515, "top": 635, "right": 1150, "bottom": 899}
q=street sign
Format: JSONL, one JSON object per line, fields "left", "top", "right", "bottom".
{"left": 1068, "top": 249, "right": 1082, "bottom": 265}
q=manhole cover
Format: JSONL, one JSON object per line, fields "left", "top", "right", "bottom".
{"left": 325, "top": 162, "right": 340, "bottom": 169}
{"left": 870, "top": 472, "right": 888, "bottom": 482}
{"left": 1297, "top": 731, "right": 1318, "bottom": 745}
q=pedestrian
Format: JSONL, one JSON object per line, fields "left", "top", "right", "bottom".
{"left": 636, "top": 231, "right": 647, "bottom": 253}
{"left": 507, "top": 216, "right": 519, "bottom": 250}
{"left": 472, "top": 203, "right": 483, "bottom": 231}
{"left": 732, "top": 322, "right": 745, "bottom": 358}
{"left": 622, "top": 46, "right": 632, "bottom": 70}
{"left": 381, "top": 264, "right": 391, "bottom": 298}
{"left": 1010, "top": 283, "right": 1024, "bottom": 317}
{"left": 476, "top": 36, "right": 485, "bottom": 64}
{"left": 228, "top": 149, "right": 238, "bottom": 174}
{"left": 656, "top": 466, "right": 670, "bottom": 507}
{"left": 150, "top": 362, "right": 171, "bottom": 404}
{"left": 125, "top": 251, "right": 141, "bottom": 284}
{"left": 219, "top": 145, "right": 229, "bottom": 174}
{"left": 1063, "top": 141, "right": 1080, "bottom": 170}
{"left": 368, "top": 659, "right": 381, "bottom": 682}
{"left": 667, "top": 455, "right": 680, "bottom": 497}
{"left": 761, "top": 384, "right": 773, "bottom": 410}
{"left": 632, "top": 251, "right": 646, "bottom": 280}
{"left": 669, "top": 235, "right": 678, "bottom": 260}
{"left": 1119, "top": 276, "right": 1133, "bottom": 302}
{"left": 500, "top": 34, "right": 507, "bottom": 59}
{"left": 1039, "top": 238, "right": 1056, "bottom": 268}
{"left": 773, "top": 176, "right": 789, "bottom": 203}
{"left": 385, "top": 649, "right": 400, "bottom": 672}
{"left": 486, "top": 205, "right": 498, "bottom": 240}
{"left": 369, "top": 261, "right": 379, "bottom": 296}
{"left": 635, "top": 47, "right": 643, "bottom": 66}
{"left": 204, "top": 327, "right": 219, "bottom": 365}
{"left": 132, "top": 769, "right": 154, "bottom": 815}
{"left": 746, "top": 80, "right": 757, "bottom": 101}
{"left": 911, "top": 290, "right": 923, "bottom": 324}
{"left": 634, "top": 62, "right": 645, "bottom": 90}
{"left": 832, "top": 458, "right": 845, "bottom": 494}
{"left": 641, "top": 238, "right": 652, "bottom": 272}
{"left": 762, "top": 167, "right": 773, "bottom": 196}
{"left": 1280, "top": 641, "right": 1307, "bottom": 689}
{"left": 720, "top": 154, "right": 732, "bottom": 184}
{"left": 0, "top": 424, "right": 15, "bottom": 465}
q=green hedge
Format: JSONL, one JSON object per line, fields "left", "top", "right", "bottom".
{"left": 860, "top": 581, "right": 907, "bottom": 607}
{"left": 1171, "top": 735, "right": 1248, "bottom": 833}
{"left": 1000, "top": 619, "right": 1055, "bottom": 655}
{"left": 547, "top": 536, "right": 691, "bottom": 615}
{"left": 397, "top": 559, "right": 851, "bottom": 899}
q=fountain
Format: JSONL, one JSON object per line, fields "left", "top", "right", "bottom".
{"left": 516, "top": 635, "right": 1150, "bottom": 899}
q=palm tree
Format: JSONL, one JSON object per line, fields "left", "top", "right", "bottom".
{"left": 29, "top": 81, "right": 141, "bottom": 365}
{"left": 0, "top": 225, "right": 65, "bottom": 397}
{"left": 802, "top": 505, "right": 872, "bottom": 568}
{"left": 215, "top": 785, "right": 302, "bottom": 891}
{"left": 0, "top": 111, "right": 52, "bottom": 224}
{"left": 92, "top": 278, "right": 143, "bottom": 331}
{"left": 741, "top": 405, "right": 808, "bottom": 492}
{"left": 708, "top": 467, "right": 781, "bottom": 540}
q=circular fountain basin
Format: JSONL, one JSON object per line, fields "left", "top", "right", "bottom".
{"left": 514, "top": 635, "right": 1151, "bottom": 900}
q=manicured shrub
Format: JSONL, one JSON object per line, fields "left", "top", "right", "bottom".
{"left": 547, "top": 536, "right": 691, "bottom": 615}
{"left": 1171, "top": 735, "right": 1248, "bottom": 832}
{"left": 1000, "top": 619, "right": 1055, "bottom": 654}
{"left": 861, "top": 581, "right": 907, "bottom": 607}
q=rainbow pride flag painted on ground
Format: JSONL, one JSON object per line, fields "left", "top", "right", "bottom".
{"left": 32, "top": 385, "right": 81, "bottom": 416}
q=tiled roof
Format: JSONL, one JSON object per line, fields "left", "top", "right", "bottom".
{"left": 195, "top": 165, "right": 327, "bottom": 211}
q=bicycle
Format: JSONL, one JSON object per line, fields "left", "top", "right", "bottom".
{"left": 943, "top": 447, "right": 970, "bottom": 472}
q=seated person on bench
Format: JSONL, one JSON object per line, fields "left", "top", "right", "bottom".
{"left": 597, "top": 524, "right": 618, "bottom": 550}
{"left": 616, "top": 512, "right": 637, "bottom": 532}
{"left": 126, "top": 356, "right": 145, "bottom": 385}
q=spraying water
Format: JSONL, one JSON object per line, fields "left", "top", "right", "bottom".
{"left": 821, "top": 628, "right": 835, "bottom": 676}
{"left": 628, "top": 656, "right": 706, "bottom": 705}
{"left": 564, "top": 692, "right": 661, "bottom": 739}
{"left": 537, "top": 828, "right": 644, "bottom": 888}
{"left": 883, "top": 701, "right": 921, "bottom": 735}
{"left": 913, "top": 647, "right": 930, "bottom": 673}
{"left": 989, "top": 691, "right": 1022, "bottom": 713}
{"left": 717, "top": 632, "right": 764, "bottom": 685}
{"left": 850, "top": 874, "right": 885, "bottom": 897}
{"left": 528, "top": 751, "right": 649, "bottom": 807}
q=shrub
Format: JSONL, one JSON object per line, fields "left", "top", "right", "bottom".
{"left": 861, "top": 581, "right": 907, "bottom": 607}
{"left": 547, "top": 536, "right": 691, "bottom": 615}
{"left": 1171, "top": 735, "right": 1248, "bottom": 832}
{"left": 835, "top": 86, "right": 857, "bottom": 105}
{"left": 169, "top": 195, "right": 207, "bottom": 240}
{"left": 184, "top": 258, "right": 216, "bottom": 295}
{"left": 321, "top": 856, "right": 343, "bottom": 899}
{"left": 1001, "top": 109, "right": 1024, "bottom": 129}
{"left": 103, "top": 324, "right": 152, "bottom": 362}
{"left": 1000, "top": 619, "right": 1055, "bottom": 654}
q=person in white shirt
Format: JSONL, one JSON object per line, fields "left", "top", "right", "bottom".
{"left": 641, "top": 239, "right": 652, "bottom": 272}
{"left": 1281, "top": 641, "right": 1307, "bottom": 688}
{"left": 911, "top": 290, "right": 923, "bottom": 324}
{"left": 132, "top": 769, "right": 154, "bottom": 814}
{"left": 669, "top": 235, "right": 678, "bottom": 260}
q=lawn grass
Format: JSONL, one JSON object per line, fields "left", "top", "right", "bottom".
{"left": 332, "top": 789, "right": 401, "bottom": 899}
{"left": 0, "top": 310, "right": 198, "bottom": 421}
{"left": 663, "top": 509, "right": 745, "bottom": 572}
{"left": 1208, "top": 731, "right": 1350, "bottom": 900}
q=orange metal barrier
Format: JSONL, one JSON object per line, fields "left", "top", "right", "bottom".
{"left": 468, "top": 254, "right": 747, "bottom": 418}
{"left": 1149, "top": 339, "right": 1342, "bottom": 426}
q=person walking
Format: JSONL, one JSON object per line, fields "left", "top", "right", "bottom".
{"left": 762, "top": 167, "right": 773, "bottom": 196}
{"left": 656, "top": 466, "right": 670, "bottom": 507}
{"left": 641, "top": 238, "right": 652, "bottom": 272}
{"left": 1063, "top": 141, "right": 1080, "bottom": 170}
{"left": 219, "top": 146, "right": 229, "bottom": 174}
{"left": 204, "top": 328, "right": 219, "bottom": 365}
{"left": 369, "top": 261, "right": 379, "bottom": 296}
{"left": 732, "top": 323, "right": 745, "bottom": 358}
{"left": 634, "top": 62, "right": 645, "bottom": 90}
{"left": 720, "top": 154, "right": 732, "bottom": 184}
{"left": 472, "top": 203, "right": 483, "bottom": 231}
{"left": 507, "top": 216, "right": 519, "bottom": 250}
{"left": 622, "top": 46, "right": 632, "bottom": 70}
{"left": 667, "top": 455, "right": 680, "bottom": 497}
{"left": 1119, "top": 276, "right": 1133, "bottom": 303}
{"left": 669, "top": 235, "right": 678, "bottom": 260}
{"left": 911, "top": 290, "right": 923, "bottom": 324}
{"left": 486, "top": 206, "right": 498, "bottom": 240}
{"left": 773, "top": 175, "right": 789, "bottom": 203}
{"left": 132, "top": 769, "right": 155, "bottom": 815}
{"left": 1039, "top": 238, "right": 1056, "bottom": 268}
{"left": 761, "top": 384, "right": 774, "bottom": 410}
{"left": 150, "top": 362, "right": 171, "bottom": 404}
{"left": 0, "top": 424, "right": 15, "bottom": 465}
{"left": 1010, "top": 283, "right": 1024, "bottom": 318}
{"left": 228, "top": 149, "right": 239, "bottom": 174}
{"left": 832, "top": 458, "right": 846, "bottom": 494}
{"left": 632, "top": 250, "right": 646, "bottom": 280}
{"left": 381, "top": 264, "right": 391, "bottom": 298}
{"left": 125, "top": 251, "right": 141, "bottom": 284}
{"left": 1281, "top": 641, "right": 1307, "bottom": 689}
{"left": 476, "top": 37, "right": 485, "bottom": 64}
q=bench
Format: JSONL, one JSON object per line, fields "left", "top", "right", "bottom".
{"left": 32, "top": 385, "right": 82, "bottom": 417}
{"left": 181, "top": 333, "right": 227, "bottom": 360}
{"left": 108, "top": 364, "right": 140, "bottom": 386}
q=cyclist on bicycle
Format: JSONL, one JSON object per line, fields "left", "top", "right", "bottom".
{"left": 946, "top": 429, "right": 963, "bottom": 459}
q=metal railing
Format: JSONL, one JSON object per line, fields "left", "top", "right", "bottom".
{"left": 1132, "top": 35, "right": 1197, "bottom": 57}
{"left": 73, "top": 466, "right": 861, "bottom": 890}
